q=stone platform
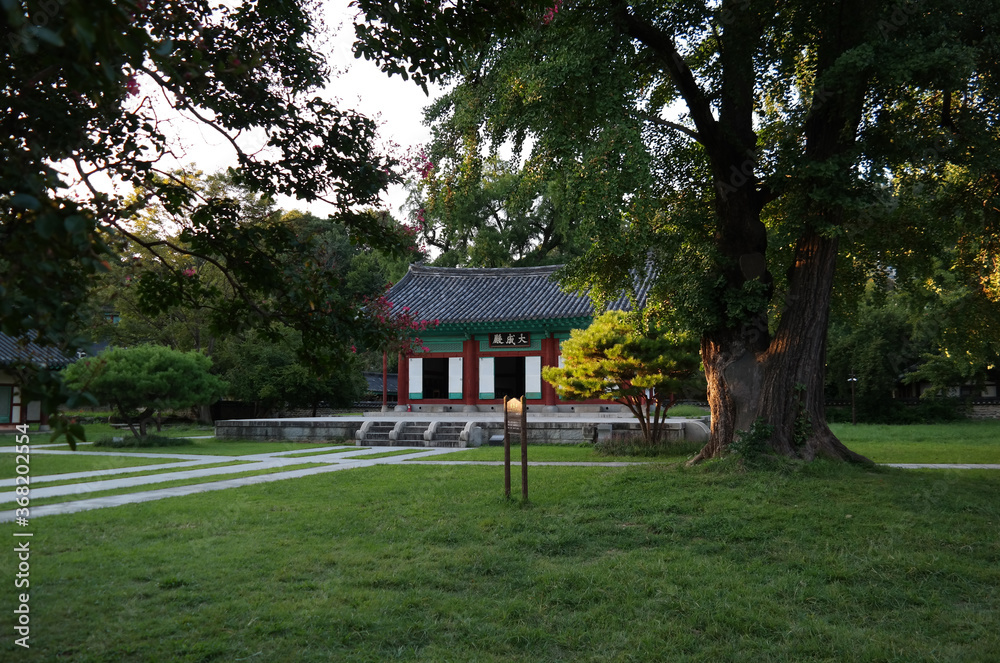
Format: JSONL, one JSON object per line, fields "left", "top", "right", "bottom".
{"left": 215, "top": 411, "right": 711, "bottom": 448}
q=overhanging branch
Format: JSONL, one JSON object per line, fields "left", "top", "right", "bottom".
{"left": 617, "top": 5, "right": 721, "bottom": 152}
{"left": 638, "top": 111, "right": 702, "bottom": 143}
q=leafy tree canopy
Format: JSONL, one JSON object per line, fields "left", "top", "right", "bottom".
{"left": 62, "top": 344, "right": 226, "bottom": 437}
{"left": 2, "top": 0, "right": 408, "bottom": 444}
{"left": 827, "top": 262, "right": 1000, "bottom": 411}
{"left": 543, "top": 310, "right": 701, "bottom": 445}
{"left": 212, "top": 326, "right": 366, "bottom": 417}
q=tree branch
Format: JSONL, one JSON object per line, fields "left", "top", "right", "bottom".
{"left": 139, "top": 65, "right": 253, "bottom": 164}
{"left": 617, "top": 5, "right": 720, "bottom": 152}
{"left": 112, "top": 223, "right": 269, "bottom": 320}
{"left": 637, "top": 111, "right": 702, "bottom": 143}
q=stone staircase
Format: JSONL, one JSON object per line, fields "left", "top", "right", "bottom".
{"left": 425, "top": 421, "right": 466, "bottom": 448}
{"left": 392, "top": 420, "right": 430, "bottom": 446}
{"left": 356, "top": 421, "right": 394, "bottom": 444}
{"left": 355, "top": 419, "right": 482, "bottom": 447}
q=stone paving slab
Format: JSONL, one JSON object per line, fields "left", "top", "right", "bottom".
{"left": 5, "top": 463, "right": 358, "bottom": 520}
{"left": 11, "top": 448, "right": 234, "bottom": 461}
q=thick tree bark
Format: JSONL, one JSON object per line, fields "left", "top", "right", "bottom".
{"left": 757, "top": 231, "right": 870, "bottom": 462}
{"left": 692, "top": 326, "right": 764, "bottom": 462}
{"left": 691, "top": 230, "right": 871, "bottom": 464}
{"left": 197, "top": 404, "right": 213, "bottom": 425}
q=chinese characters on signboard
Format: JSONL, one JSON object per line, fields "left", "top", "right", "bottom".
{"left": 488, "top": 332, "right": 531, "bottom": 348}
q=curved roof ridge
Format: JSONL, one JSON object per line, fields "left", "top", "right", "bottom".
{"left": 409, "top": 264, "right": 561, "bottom": 277}
{"left": 387, "top": 263, "right": 653, "bottom": 327}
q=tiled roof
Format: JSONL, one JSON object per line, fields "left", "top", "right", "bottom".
{"left": 363, "top": 372, "right": 398, "bottom": 394}
{"left": 0, "top": 333, "right": 78, "bottom": 368}
{"left": 387, "top": 264, "right": 653, "bottom": 326}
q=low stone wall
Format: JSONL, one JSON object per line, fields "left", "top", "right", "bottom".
{"left": 216, "top": 415, "right": 711, "bottom": 445}
{"left": 969, "top": 403, "right": 1000, "bottom": 420}
{"left": 481, "top": 419, "right": 710, "bottom": 445}
{"left": 215, "top": 419, "right": 361, "bottom": 442}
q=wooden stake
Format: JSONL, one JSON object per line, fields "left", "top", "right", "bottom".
{"left": 520, "top": 394, "right": 528, "bottom": 501}
{"left": 503, "top": 396, "right": 511, "bottom": 498}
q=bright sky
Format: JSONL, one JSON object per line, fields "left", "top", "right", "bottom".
{"left": 148, "top": 1, "right": 442, "bottom": 222}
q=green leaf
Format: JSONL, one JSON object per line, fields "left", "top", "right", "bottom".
{"left": 155, "top": 38, "right": 174, "bottom": 56}
{"left": 68, "top": 423, "right": 86, "bottom": 441}
{"left": 29, "top": 26, "right": 65, "bottom": 47}
{"left": 64, "top": 215, "right": 86, "bottom": 234}
{"left": 9, "top": 193, "right": 41, "bottom": 210}
{"left": 35, "top": 213, "right": 60, "bottom": 238}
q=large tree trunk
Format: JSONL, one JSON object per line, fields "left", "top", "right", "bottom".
{"left": 693, "top": 325, "right": 765, "bottom": 462}
{"left": 756, "top": 231, "right": 870, "bottom": 462}
{"left": 690, "top": 230, "right": 871, "bottom": 465}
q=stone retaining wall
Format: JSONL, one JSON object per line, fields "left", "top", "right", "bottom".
{"left": 970, "top": 403, "right": 1000, "bottom": 420}
{"left": 216, "top": 416, "right": 711, "bottom": 445}
{"left": 215, "top": 419, "right": 361, "bottom": 442}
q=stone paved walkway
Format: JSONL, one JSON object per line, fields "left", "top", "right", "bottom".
{"left": 2, "top": 444, "right": 997, "bottom": 522}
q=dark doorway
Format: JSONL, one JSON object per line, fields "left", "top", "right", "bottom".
{"left": 0, "top": 385, "right": 11, "bottom": 424}
{"left": 494, "top": 356, "right": 525, "bottom": 400}
{"left": 422, "top": 358, "right": 448, "bottom": 399}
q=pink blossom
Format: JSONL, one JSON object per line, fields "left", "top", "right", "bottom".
{"left": 542, "top": 0, "right": 564, "bottom": 24}
{"left": 126, "top": 74, "right": 139, "bottom": 96}
{"left": 182, "top": 267, "right": 196, "bottom": 277}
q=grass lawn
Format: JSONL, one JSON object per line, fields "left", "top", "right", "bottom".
{"left": 0, "top": 422, "right": 216, "bottom": 446}
{"left": 281, "top": 447, "right": 362, "bottom": 458}
{"left": 666, "top": 404, "right": 711, "bottom": 417}
{"left": 4, "top": 461, "right": 997, "bottom": 662}
{"left": 0, "top": 451, "right": 188, "bottom": 480}
{"left": 431, "top": 442, "right": 701, "bottom": 463}
{"left": 832, "top": 420, "right": 1000, "bottom": 463}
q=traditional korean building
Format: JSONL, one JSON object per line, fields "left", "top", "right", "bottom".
{"left": 386, "top": 264, "right": 653, "bottom": 411}
{"left": 0, "top": 333, "right": 77, "bottom": 429}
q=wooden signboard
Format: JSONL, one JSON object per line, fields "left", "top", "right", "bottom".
{"left": 503, "top": 396, "right": 528, "bottom": 500}
{"left": 489, "top": 332, "right": 531, "bottom": 348}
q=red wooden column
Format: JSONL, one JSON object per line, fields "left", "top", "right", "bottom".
{"left": 463, "top": 337, "right": 478, "bottom": 406}
{"left": 397, "top": 351, "right": 409, "bottom": 408}
{"left": 541, "top": 335, "right": 560, "bottom": 406}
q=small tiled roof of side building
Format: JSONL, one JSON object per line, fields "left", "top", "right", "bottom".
{"left": 0, "top": 332, "right": 77, "bottom": 368}
{"left": 386, "top": 264, "right": 654, "bottom": 326}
